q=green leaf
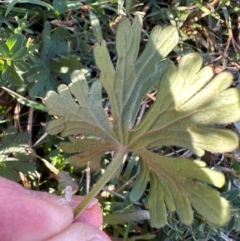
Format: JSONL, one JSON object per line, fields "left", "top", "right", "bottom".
{"left": 53, "top": 0, "right": 68, "bottom": 14}
{"left": 14, "top": 60, "right": 30, "bottom": 72}
{"left": 45, "top": 70, "right": 117, "bottom": 143}
{"left": 45, "top": 16, "right": 240, "bottom": 227}
{"left": 66, "top": 2, "right": 82, "bottom": 10}
{"left": 5, "top": 0, "right": 54, "bottom": 17}
{"left": 2, "top": 86, "right": 47, "bottom": 112}
{"left": 41, "top": 22, "right": 52, "bottom": 58}
{"left": 50, "top": 57, "right": 81, "bottom": 74}
{"left": 90, "top": 11, "right": 103, "bottom": 42}
{"left": 0, "top": 126, "right": 35, "bottom": 181}
{"left": 103, "top": 210, "right": 150, "bottom": 225}
{"left": 130, "top": 159, "right": 149, "bottom": 202}
{"left": 138, "top": 150, "right": 229, "bottom": 227}
{"left": 11, "top": 46, "right": 27, "bottom": 60}
{"left": 60, "top": 137, "right": 117, "bottom": 170}
{"left": 8, "top": 66, "right": 23, "bottom": 86}
{"left": 1, "top": 65, "right": 11, "bottom": 81}
{"left": 0, "top": 59, "right": 4, "bottom": 71}
{"left": 28, "top": 67, "right": 57, "bottom": 97}
{"left": 0, "top": 161, "right": 35, "bottom": 181}
{"left": 49, "top": 57, "right": 82, "bottom": 84}
{"left": 129, "top": 54, "right": 240, "bottom": 156}
{"left": 146, "top": 172, "right": 169, "bottom": 227}
{"left": 129, "top": 233, "right": 156, "bottom": 241}
{"left": 0, "top": 42, "right": 9, "bottom": 57}
{"left": 94, "top": 16, "right": 178, "bottom": 144}
{"left": 6, "top": 34, "right": 23, "bottom": 53}
{"left": 222, "top": 188, "right": 240, "bottom": 201}
{"left": 26, "top": 23, "right": 74, "bottom": 97}
{"left": 41, "top": 24, "right": 68, "bottom": 60}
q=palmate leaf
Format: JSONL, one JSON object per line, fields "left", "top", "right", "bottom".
{"left": 94, "top": 16, "right": 178, "bottom": 144}
{"left": 26, "top": 22, "right": 81, "bottom": 97}
{"left": 132, "top": 152, "right": 229, "bottom": 227}
{"left": 45, "top": 70, "right": 117, "bottom": 142}
{"left": 129, "top": 54, "right": 240, "bottom": 155}
{"left": 59, "top": 137, "right": 117, "bottom": 170}
{"left": 0, "top": 126, "right": 35, "bottom": 181}
{"left": 45, "top": 15, "right": 240, "bottom": 228}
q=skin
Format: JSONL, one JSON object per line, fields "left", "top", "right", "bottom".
{"left": 0, "top": 177, "right": 111, "bottom": 241}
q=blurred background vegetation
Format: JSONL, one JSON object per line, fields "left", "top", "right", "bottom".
{"left": 0, "top": 0, "right": 240, "bottom": 240}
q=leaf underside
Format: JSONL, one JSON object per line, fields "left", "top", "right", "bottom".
{"left": 45, "top": 15, "right": 240, "bottom": 228}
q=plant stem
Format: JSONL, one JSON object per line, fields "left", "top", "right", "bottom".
{"left": 73, "top": 149, "right": 127, "bottom": 219}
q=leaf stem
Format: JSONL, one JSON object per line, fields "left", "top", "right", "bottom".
{"left": 73, "top": 149, "right": 127, "bottom": 219}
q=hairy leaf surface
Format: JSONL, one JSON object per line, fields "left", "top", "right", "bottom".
{"left": 60, "top": 137, "right": 117, "bottom": 170}
{"left": 45, "top": 16, "right": 240, "bottom": 228}
{"left": 129, "top": 54, "right": 239, "bottom": 156}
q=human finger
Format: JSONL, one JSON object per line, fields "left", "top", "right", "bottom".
{"left": 71, "top": 196, "right": 103, "bottom": 228}
{"left": 0, "top": 177, "right": 73, "bottom": 241}
{"left": 45, "top": 222, "right": 111, "bottom": 241}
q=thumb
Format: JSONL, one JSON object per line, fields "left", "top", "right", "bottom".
{"left": 45, "top": 222, "right": 112, "bottom": 241}
{"left": 0, "top": 177, "right": 73, "bottom": 241}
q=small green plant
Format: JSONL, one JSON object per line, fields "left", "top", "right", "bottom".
{"left": 0, "top": 126, "right": 35, "bottom": 181}
{"left": 23, "top": 22, "right": 81, "bottom": 97}
{"left": 45, "top": 15, "right": 240, "bottom": 229}
{"left": 0, "top": 33, "right": 29, "bottom": 86}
